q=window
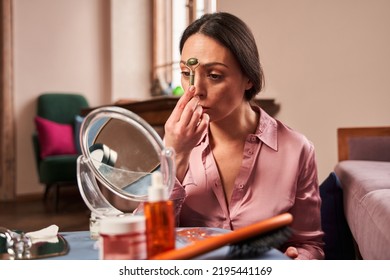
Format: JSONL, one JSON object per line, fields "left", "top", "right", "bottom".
{"left": 151, "top": 0, "right": 216, "bottom": 96}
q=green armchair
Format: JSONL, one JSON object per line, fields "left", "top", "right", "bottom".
{"left": 32, "top": 93, "right": 89, "bottom": 211}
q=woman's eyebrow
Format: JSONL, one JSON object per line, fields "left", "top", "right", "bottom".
{"left": 203, "top": 62, "right": 229, "bottom": 69}
{"left": 180, "top": 60, "right": 228, "bottom": 68}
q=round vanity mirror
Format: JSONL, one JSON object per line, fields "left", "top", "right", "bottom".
{"left": 76, "top": 106, "right": 175, "bottom": 217}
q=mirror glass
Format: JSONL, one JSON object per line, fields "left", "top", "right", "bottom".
{"left": 77, "top": 106, "right": 175, "bottom": 216}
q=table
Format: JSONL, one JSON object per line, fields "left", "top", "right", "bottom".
{"left": 52, "top": 231, "right": 289, "bottom": 260}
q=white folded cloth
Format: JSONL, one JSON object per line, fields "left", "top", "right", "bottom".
{"left": 26, "top": 225, "right": 59, "bottom": 244}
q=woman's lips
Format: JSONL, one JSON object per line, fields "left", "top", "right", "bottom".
{"left": 200, "top": 106, "right": 209, "bottom": 112}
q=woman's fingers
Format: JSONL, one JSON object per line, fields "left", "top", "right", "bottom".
{"left": 164, "top": 85, "right": 209, "bottom": 155}
{"left": 169, "top": 86, "right": 196, "bottom": 122}
{"left": 196, "top": 113, "right": 209, "bottom": 131}
{"left": 183, "top": 99, "right": 202, "bottom": 127}
{"left": 168, "top": 85, "right": 202, "bottom": 129}
{"left": 284, "top": 246, "right": 299, "bottom": 259}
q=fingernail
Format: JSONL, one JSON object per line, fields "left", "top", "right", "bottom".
{"left": 189, "top": 86, "right": 195, "bottom": 93}
{"left": 193, "top": 100, "right": 200, "bottom": 110}
{"left": 203, "top": 113, "right": 209, "bottom": 123}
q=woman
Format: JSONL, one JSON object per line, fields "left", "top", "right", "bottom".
{"left": 164, "top": 12, "right": 324, "bottom": 260}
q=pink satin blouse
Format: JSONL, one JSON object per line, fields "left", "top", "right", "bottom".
{"left": 169, "top": 106, "right": 324, "bottom": 259}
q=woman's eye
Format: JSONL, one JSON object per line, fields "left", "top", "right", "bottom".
{"left": 181, "top": 71, "right": 190, "bottom": 78}
{"left": 208, "top": 73, "right": 222, "bottom": 80}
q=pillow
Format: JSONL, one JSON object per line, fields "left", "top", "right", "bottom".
{"left": 319, "top": 172, "right": 356, "bottom": 259}
{"left": 74, "top": 115, "right": 85, "bottom": 154}
{"left": 35, "top": 116, "right": 77, "bottom": 158}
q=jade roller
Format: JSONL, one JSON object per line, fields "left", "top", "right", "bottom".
{"left": 185, "top": 57, "right": 200, "bottom": 86}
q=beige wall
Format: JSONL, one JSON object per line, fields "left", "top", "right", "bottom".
{"left": 13, "top": 0, "right": 390, "bottom": 196}
{"left": 111, "top": 0, "right": 151, "bottom": 101}
{"left": 13, "top": 0, "right": 151, "bottom": 195}
{"left": 218, "top": 0, "right": 390, "bottom": 182}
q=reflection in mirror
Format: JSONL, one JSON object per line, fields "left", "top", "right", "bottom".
{"left": 88, "top": 117, "right": 161, "bottom": 199}
{"left": 90, "top": 117, "right": 160, "bottom": 176}
{"left": 90, "top": 159, "right": 156, "bottom": 198}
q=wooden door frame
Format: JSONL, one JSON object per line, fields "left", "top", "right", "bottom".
{"left": 0, "top": 0, "right": 16, "bottom": 201}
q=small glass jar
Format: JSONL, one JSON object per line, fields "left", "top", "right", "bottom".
{"left": 99, "top": 215, "right": 147, "bottom": 260}
{"left": 89, "top": 212, "right": 101, "bottom": 240}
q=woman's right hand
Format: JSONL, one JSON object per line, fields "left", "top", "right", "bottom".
{"left": 164, "top": 86, "right": 209, "bottom": 181}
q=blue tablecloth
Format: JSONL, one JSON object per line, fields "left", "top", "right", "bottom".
{"left": 52, "top": 231, "right": 289, "bottom": 260}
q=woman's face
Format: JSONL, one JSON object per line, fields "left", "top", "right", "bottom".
{"left": 180, "top": 34, "right": 253, "bottom": 122}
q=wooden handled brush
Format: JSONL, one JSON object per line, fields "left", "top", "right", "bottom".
{"left": 150, "top": 212, "right": 293, "bottom": 260}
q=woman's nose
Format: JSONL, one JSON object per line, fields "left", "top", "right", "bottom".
{"left": 193, "top": 74, "right": 206, "bottom": 98}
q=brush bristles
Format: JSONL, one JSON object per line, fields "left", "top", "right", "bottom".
{"left": 226, "top": 226, "right": 293, "bottom": 259}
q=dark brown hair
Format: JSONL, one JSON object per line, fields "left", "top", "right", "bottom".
{"left": 179, "top": 12, "right": 264, "bottom": 100}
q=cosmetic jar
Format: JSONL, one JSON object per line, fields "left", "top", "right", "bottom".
{"left": 99, "top": 215, "right": 147, "bottom": 260}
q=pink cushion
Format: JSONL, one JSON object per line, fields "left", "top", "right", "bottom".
{"left": 335, "top": 160, "right": 390, "bottom": 259}
{"left": 35, "top": 116, "right": 77, "bottom": 158}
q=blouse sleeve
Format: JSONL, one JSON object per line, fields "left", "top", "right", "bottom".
{"left": 283, "top": 144, "right": 325, "bottom": 260}
{"left": 169, "top": 168, "right": 198, "bottom": 225}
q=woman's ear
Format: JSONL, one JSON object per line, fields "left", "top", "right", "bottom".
{"left": 245, "top": 79, "right": 253, "bottom": 91}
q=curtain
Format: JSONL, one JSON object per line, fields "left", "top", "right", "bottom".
{"left": 0, "top": 0, "right": 16, "bottom": 201}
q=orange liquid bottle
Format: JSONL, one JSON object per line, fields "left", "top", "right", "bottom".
{"left": 144, "top": 171, "right": 175, "bottom": 258}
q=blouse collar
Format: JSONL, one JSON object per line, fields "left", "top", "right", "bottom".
{"left": 198, "top": 105, "right": 278, "bottom": 151}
